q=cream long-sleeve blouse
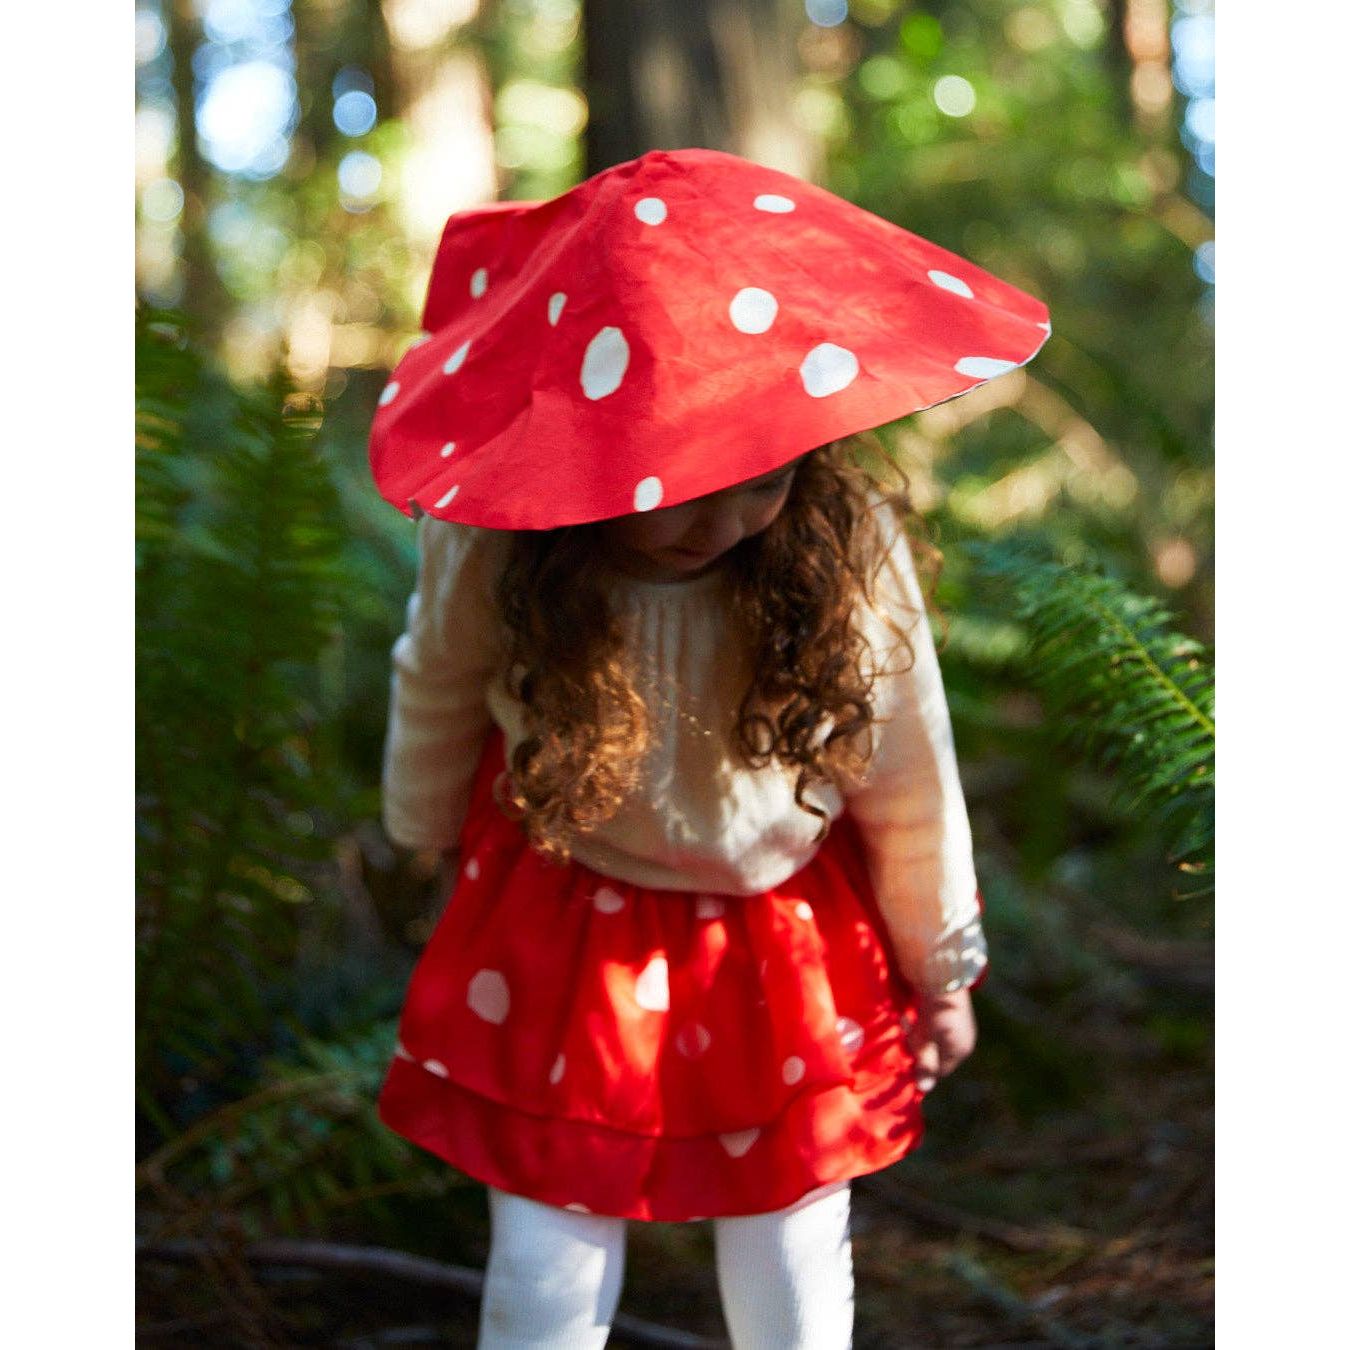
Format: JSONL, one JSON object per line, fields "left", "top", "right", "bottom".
{"left": 381, "top": 506, "right": 988, "bottom": 996}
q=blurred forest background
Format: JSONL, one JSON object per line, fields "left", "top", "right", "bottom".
{"left": 136, "top": 0, "right": 1215, "bottom": 1344}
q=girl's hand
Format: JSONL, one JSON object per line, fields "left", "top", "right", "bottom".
{"left": 908, "top": 987, "right": 977, "bottom": 1093}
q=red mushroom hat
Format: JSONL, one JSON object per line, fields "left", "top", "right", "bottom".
{"left": 369, "top": 146, "right": 1050, "bottom": 530}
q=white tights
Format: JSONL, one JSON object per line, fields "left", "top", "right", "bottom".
{"left": 477, "top": 1182, "right": 854, "bottom": 1349}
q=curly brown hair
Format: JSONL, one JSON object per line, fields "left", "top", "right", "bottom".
{"left": 495, "top": 431, "right": 941, "bottom": 864}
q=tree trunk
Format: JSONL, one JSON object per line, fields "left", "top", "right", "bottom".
{"left": 582, "top": 0, "right": 820, "bottom": 180}
{"left": 165, "top": 0, "right": 228, "bottom": 339}
{"left": 1103, "top": 0, "right": 1134, "bottom": 129}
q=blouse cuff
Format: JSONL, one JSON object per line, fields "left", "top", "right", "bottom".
{"left": 916, "top": 915, "right": 988, "bottom": 996}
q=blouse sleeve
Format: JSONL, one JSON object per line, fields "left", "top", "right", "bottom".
{"left": 844, "top": 504, "right": 988, "bottom": 997}
{"left": 381, "top": 515, "right": 508, "bottom": 852}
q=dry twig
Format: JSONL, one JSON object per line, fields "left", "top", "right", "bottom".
{"left": 138, "top": 1237, "right": 727, "bottom": 1349}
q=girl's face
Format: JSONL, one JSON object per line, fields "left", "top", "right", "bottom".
{"left": 598, "top": 459, "right": 801, "bottom": 581}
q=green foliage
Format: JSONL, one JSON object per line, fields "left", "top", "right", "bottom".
{"left": 136, "top": 310, "right": 346, "bottom": 1129}
{"left": 968, "top": 542, "right": 1214, "bottom": 894}
{"left": 137, "top": 1018, "right": 460, "bottom": 1242}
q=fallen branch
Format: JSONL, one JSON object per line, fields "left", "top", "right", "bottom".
{"left": 138, "top": 1238, "right": 727, "bottom": 1349}
{"left": 944, "top": 1251, "right": 1096, "bottom": 1350}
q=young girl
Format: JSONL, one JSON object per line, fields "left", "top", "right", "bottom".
{"left": 369, "top": 148, "right": 1049, "bottom": 1348}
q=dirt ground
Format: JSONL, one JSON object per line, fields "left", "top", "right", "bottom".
{"left": 138, "top": 976, "right": 1212, "bottom": 1348}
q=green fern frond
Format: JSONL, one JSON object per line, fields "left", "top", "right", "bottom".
{"left": 968, "top": 542, "right": 1214, "bottom": 894}
{"left": 136, "top": 310, "right": 346, "bottom": 1121}
{"left": 137, "top": 1020, "right": 458, "bottom": 1240}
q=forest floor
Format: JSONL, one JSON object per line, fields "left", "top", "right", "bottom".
{"left": 137, "top": 940, "right": 1212, "bottom": 1349}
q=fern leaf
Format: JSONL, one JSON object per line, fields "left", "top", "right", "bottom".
{"left": 136, "top": 309, "right": 346, "bottom": 1123}
{"left": 969, "top": 541, "right": 1214, "bottom": 894}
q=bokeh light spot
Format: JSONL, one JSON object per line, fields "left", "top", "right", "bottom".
{"left": 136, "top": 104, "right": 177, "bottom": 183}
{"left": 1059, "top": 0, "right": 1105, "bottom": 49}
{"left": 1183, "top": 97, "right": 1215, "bottom": 146}
{"left": 1193, "top": 240, "right": 1215, "bottom": 286}
{"left": 135, "top": 8, "right": 166, "bottom": 65}
{"left": 197, "top": 59, "right": 297, "bottom": 178}
{"left": 141, "top": 178, "right": 185, "bottom": 223}
{"left": 805, "top": 0, "right": 849, "bottom": 27}
{"left": 1004, "top": 6, "right": 1057, "bottom": 53}
{"left": 899, "top": 12, "right": 943, "bottom": 60}
{"left": 934, "top": 74, "right": 976, "bottom": 117}
{"left": 204, "top": 0, "right": 266, "bottom": 44}
{"left": 857, "top": 55, "right": 903, "bottom": 100}
{"left": 333, "top": 89, "right": 378, "bottom": 137}
{"left": 496, "top": 80, "right": 589, "bottom": 137}
{"left": 333, "top": 65, "right": 375, "bottom": 100}
{"left": 338, "top": 150, "right": 383, "bottom": 204}
{"left": 1171, "top": 14, "right": 1215, "bottom": 99}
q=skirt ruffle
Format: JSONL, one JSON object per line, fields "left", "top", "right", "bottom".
{"left": 378, "top": 732, "right": 926, "bottom": 1221}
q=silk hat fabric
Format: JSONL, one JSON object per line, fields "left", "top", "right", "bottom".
{"left": 369, "top": 146, "right": 1050, "bottom": 530}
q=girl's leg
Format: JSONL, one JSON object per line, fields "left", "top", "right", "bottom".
{"left": 711, "top": 1181, "right": 854, "bottom": 1350}
{"left": 478, "top": 1187, "right": 627, "bottom": 1349}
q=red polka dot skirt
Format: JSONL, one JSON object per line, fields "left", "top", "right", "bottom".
{"left": 378, "top": 733, "right": 928, "bottom": 1221}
